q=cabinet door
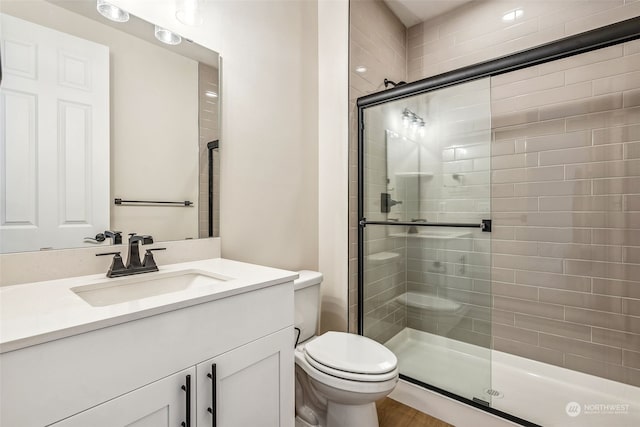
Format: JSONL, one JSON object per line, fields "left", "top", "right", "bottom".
{"left": 52, "top": 367, "right": 195, "bottom": 427}
{"left": 196, "top": 328, "right": 294, "bottom": 427}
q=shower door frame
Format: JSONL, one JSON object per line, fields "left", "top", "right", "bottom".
{"left": 356, "top": 15, "right": 640, "bottom": 426}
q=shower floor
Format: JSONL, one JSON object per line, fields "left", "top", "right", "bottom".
{"left": 385, "top": 327, "right": 490, "bottom": 402}
{"left": 385, "top": 328, "right": 640, "bottom": 427}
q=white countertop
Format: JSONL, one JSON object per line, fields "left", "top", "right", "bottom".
{"left": 0, "top": 258, "right": 297, "bottom": 353}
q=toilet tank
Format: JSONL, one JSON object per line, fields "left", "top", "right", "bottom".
{"left": 294, "top": 270, "right": 323, "bottom": 344}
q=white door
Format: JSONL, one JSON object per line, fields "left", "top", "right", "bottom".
{"left": 50, "top": 367, "right": 195, "bottom": 427}
{"left": 0, "top": 13, "right": 109, "bottom": 252}
{"left": 196, "top": 328, "right": 295, "bottom": 427}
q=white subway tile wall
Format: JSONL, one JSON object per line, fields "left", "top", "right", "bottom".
{"left": 349, "top": 0, "right": 640, "bottom": 386}
{"left": 349, "top": 0, "right": 407, "bottom": 335}
{"left": 489, "top": 39, "right": 640, "bottom": 385}
{"left": 407, "top": 0, "right": 640, "bottom": 82}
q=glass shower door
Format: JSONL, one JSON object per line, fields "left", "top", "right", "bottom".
{"left": 359, "top": 78, "right": 493, "bottom": 404}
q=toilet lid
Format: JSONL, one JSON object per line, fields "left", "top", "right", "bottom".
{"left": 304, "top": 331, "right": 397, "bottom": 375}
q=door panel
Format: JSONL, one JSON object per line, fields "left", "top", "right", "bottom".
{"left": 196, "top": 328, "right": 294, "bottom": 427}
{"left": 360, "top": 78, "right": 493, "bottom": 404}
{"left": 51, "top": 368, "right": 195, "bottom": 427}
{"left": 0, "top": 13, "right": 109, "bottom": 252}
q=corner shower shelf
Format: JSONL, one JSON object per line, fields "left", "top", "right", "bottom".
{"left": 366, "top": 251, "right": 400, "bottom": 265}
{"left": 394, "top": 292, "right": 465, "bottom": 313}
{"left": 394, "top": 172, "right": 434, "bottom": 178}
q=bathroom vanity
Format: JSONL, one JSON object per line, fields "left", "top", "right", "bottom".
{"left": 0, "top": 258, "right": 296, "bottom": 427}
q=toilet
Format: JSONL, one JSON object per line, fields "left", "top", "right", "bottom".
{"left": 294, "top": 271, "right": 399, "bottom": 427}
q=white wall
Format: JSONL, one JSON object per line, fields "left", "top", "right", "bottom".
{"left": 109, "top": 39, "right": 198, "bottom": 242}
{"left": 318, "top": 0, "right": 349, "bottom": 332}
{"left": 111, "top": 0, "right": 321, "bottom": 272}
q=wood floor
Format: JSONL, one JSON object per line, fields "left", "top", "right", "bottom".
{"left": 376, "top": 398, "right": 455, "bottom": 427}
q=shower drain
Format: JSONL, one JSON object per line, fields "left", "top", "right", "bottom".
{"left": 483, "top": 388, "right": 504, "bottom": 399}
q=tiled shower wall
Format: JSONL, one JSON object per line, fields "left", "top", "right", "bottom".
{"left": 490, "top": 40, "right": 640, "bottom": 386}
{"left": 407, "top": 0, "right": 640, "bottom": 82}
{"left": 349, "top": 0, "right": 640, "bottom": 385}
{"left": 406, "top": 80, "right": 493, "bottom": 348}
{"left": 361, "top": 105, "right": 408, "bottom": 343}
{"left": 349, "top": 0, "right": 406, "bottom": 334}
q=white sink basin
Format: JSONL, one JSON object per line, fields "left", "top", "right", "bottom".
{"left": 71, "top": 269, "right": 232, "bottom": 307}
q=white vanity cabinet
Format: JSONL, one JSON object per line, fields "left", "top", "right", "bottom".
{"left": 0, "top": 279, "right": 294, "bottom": 427}
{"left": 51, "top": 328, "right": 291, "bottom": 427}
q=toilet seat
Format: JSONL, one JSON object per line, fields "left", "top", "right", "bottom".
{"left": 303, "top": 332, "right": 398, "bottom": 382}
{"left": 295, "top": 349, "right": 398, "bottom": 395}
{"left": 305, "top": 352, "right": 398, "bottom": 382}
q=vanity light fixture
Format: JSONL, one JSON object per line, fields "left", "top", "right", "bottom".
{"left": 155, "top": 25, "right": 182, "bottom": 45}
{"left": 96, "top": 0, "right": 129, "bottom": 23}
{"left": 176, "top": 0, "right": 204, "bottom": 26}
{"left": 402, "top": 108, "right": 412, "bottom": 128}
{"left": 401, "top": 108, "right": 426, "bottom": 136}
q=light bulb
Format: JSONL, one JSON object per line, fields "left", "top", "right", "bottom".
{"left": 155, "top": 25, "right": 182, "bottom": 45}
{"left": 96, "top": 0, "right": 129, "bottom": 23}
{"left": 176, "top": 0, "right": 203, "bottom": 26}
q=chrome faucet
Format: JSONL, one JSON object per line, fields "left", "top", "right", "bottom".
{"left": 96, "top": 233, "right": 165, "bottom": 278}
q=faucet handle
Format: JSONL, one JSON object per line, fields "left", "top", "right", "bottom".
{"left": 84, "top": 233, "right": 106, "bottom": 243}
{"left": 96, "top": 251, "right": 126, "bottom": 278}
{"left": 142, "top": 248, "right": 166, "bottom": 269}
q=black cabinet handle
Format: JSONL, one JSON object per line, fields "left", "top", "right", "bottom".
{"left": 207, "top": 364, "right": 217, "bottom": 427}
{"left": 181, "top": 374, "right": 191, "bottom": 427}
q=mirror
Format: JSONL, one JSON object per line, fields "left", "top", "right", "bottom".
{"left": 0, "top": 0, "right": 220, "bottom": 253}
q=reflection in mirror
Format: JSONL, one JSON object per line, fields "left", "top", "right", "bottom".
{"left": 0, "top": 0, "right": 220, "bottom": 254}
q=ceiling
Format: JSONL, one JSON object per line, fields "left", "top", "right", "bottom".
{"left": 384, "top": 0, "right": 474, "bottom": 27}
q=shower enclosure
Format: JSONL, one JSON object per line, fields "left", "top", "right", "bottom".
{"left": 360, "top": 78, "right": 493, "bottom": 404}
{"left": 357, "top": 17, "right": 640, "bottom": 427}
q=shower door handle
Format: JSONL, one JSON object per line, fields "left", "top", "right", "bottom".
{"left": 381, "top": 193, "right": 402, "bottom": 213}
